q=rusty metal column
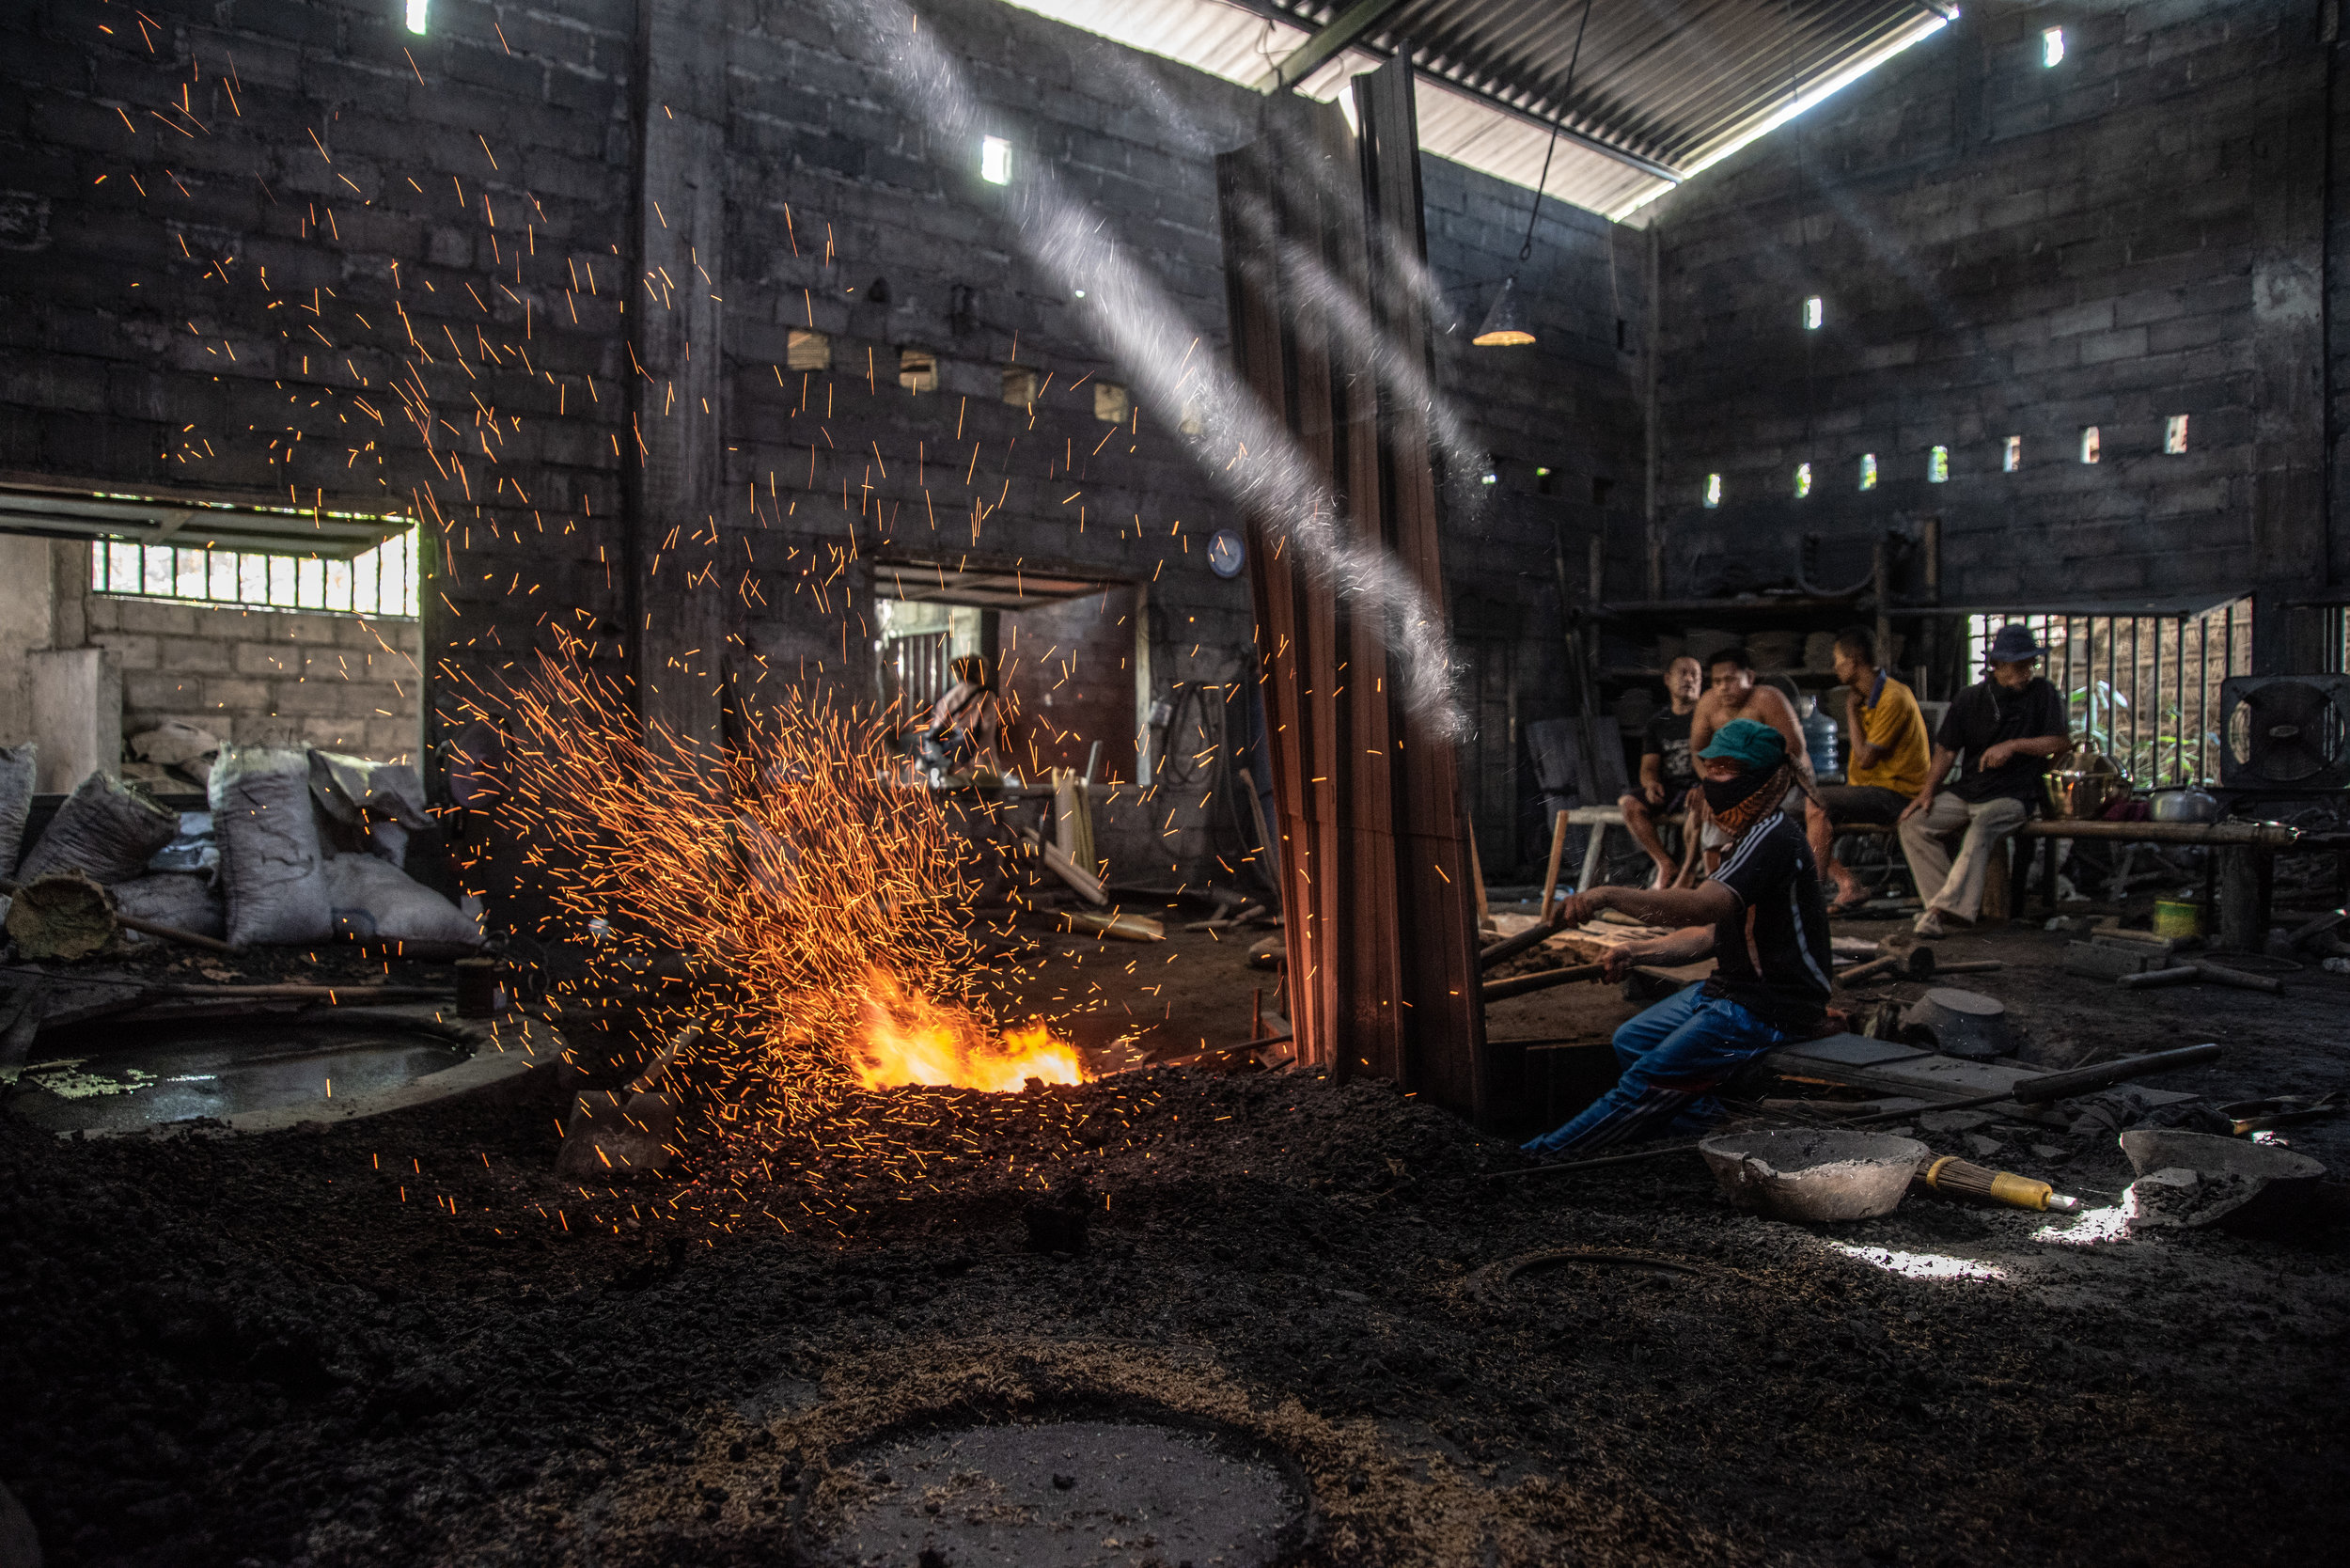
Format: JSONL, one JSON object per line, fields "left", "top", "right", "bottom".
{"left": 1214, "top": 60, "right": 1485, "bottom": 1124}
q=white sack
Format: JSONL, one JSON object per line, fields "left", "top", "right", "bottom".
{"left": 19, "top": 771, "right": 178, "bottom": 886}
{"left": 212, "top": 746, "right": 332, "bottom": 948}
{"left": 0, "top": 743, "right": 34, "bottom": 877}
{"left": 321, "top": 854, "right": 482, "bottom": 947}
{"left": 111, "top": 872, "right": 227, "bottom": 942}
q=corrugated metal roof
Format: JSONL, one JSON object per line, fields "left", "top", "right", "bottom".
{"left": 1002, "top": 0, "right": 1949, "bottom": 220}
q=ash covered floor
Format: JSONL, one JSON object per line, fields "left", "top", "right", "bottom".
{"left": 3, "top": 917, "right": 2347, "bottom": 1568}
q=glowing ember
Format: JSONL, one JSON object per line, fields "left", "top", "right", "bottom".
{"left": 853, "top": 966, "right": 1088, "bottom": 1092}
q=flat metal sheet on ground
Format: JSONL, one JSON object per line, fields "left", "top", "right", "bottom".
{"left": 1772, "top": 1033, "right": 1934, "bottom": 1068}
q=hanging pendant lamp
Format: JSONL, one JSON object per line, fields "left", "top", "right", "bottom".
{"left": 1473, "top": 276, "right": 1535, "bottom": 345}
{"left": 1474, "top": 0, "right": 1596, "bottom": 350}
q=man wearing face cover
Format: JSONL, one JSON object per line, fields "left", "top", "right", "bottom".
{"left": 1521, "top": 718, "right": 1833, "bottom": 1158}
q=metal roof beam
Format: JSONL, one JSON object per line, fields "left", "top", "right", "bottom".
{"left": 1254, "top": 0, "right": 1412, "bottom": 92}
{"left": 1243, "top": 1, "right": 1684, "bottom": 187}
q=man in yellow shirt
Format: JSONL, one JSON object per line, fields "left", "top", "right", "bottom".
{"left": 1807, "top": 626, "right": 1931, "bottom": 914}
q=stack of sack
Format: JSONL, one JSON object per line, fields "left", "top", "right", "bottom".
{"left": 0, "top": 741, "right": 483, "bottom": 952}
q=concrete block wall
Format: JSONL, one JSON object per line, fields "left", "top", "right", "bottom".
{"left": 86, "top": 593, "right": 421, "bottom": 761}
{"left": 0, "top": 0, "right": 641, "bottom": 758}
{"left": 1643, "top": 0, "right": 2316, "bottom": 618}
{"left": 2, "top": 0, "right": 1650, "bottom": 887}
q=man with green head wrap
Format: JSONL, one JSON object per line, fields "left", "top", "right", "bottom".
{"left": 1523, "top": 718, "right": 1834, "bottom": 1157}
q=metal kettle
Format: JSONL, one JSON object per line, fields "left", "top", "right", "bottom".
{"left": 2044, "top": 748, "right": 2127, "bottom": 821}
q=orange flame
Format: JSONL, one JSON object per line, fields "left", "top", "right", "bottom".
{"left": 852, "top": 965, "right": 1088, "bottom": 1093}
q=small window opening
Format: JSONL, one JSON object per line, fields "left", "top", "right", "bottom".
{"left": 2164, "top": 415, "right": 2189, "bottom": 454}
{"left": 1858, "top": 453, "right": 1877, "bottom": 491}
{"left": 1535, "top": 466, "right": 1556, "bottom": 496}
{"left": 1703, "top": 473, "right": 1723, "bottom": 509}
{"left": 1615, "top": 318, "right": 1627, "bottom": 351}
{"left": 2002, "top": 434, "right": 2022, "bottom": 473}
{"left": 1928, "top": 446, "right": 1950, "bottom": 484}
{"left": 406, "top": 0, "right": 430, "bottom": 35}
{"left": 1093, "top": 382, "right": 1130, "bottom": 423}
{"left": 2080, "top": 426, "right": 2101, "bottom": 464}
{"left": 1803, "top": 296, "right": 1824, "bottom": 331}
{"left": 898, "top": 347, "right": 937, "bottom": 395}
{"left": 980, "top": 135, "right": 1012, "bottom": 184}
{"left": 1590, "top": 475, "right": 1613, "bottom": 508}
{"left": 1794, "top": 463, "right": 1813, "bottom": 499}
{"left": 1002, "top": 365, "right": 1039, "bottom": 406}
{"left": 786, "top": 328, "right": 830, "bottom": 372}
{"left": 2042, "top": 27, "right": 2065, "bottom": 68}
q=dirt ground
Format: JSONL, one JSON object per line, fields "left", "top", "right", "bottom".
{"left": 3, "top": 910, "right": 2346, "bottom": 1567}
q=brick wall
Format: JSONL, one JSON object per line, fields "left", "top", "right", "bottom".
{"left": 1644, "top": 0, "right": 2326, "bottom": 625}
{"left": 87, "top": 592, "right": 421, "bottom": 762}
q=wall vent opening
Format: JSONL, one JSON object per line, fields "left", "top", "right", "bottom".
{"left": 787, "top": 328, "right": 831, "bottom": 372}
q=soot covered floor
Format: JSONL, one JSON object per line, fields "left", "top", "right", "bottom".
{"left": 3, "top": 920, "right": 2347, "bottom": 1567}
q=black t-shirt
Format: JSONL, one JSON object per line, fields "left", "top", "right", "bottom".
{"left": 1938, "top": 676, "right": 2068, "bottom": 806}
{"left": 1700, "top": 812, "right": 1833, "bottom": 1029}
{"left": 1642, "top": 709, "right": 1697, "bottom": 790}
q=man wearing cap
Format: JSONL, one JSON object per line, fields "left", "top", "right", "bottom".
{"left": 1897, "top": 624, "right": 2072, "bottom": 938}
{"left": 1522, "top": 718, "right": 1834, "bottom": 1158}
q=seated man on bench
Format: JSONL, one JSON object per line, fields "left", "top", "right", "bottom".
{"left": 1523, "top": 719, "right": 1833, "bottom": 1158}
{"left": 1898, "top": 623, "right": 2070, "bottom": 937}
{"left": 1810, "top": 626, "right": 1931, "bottom": 915}
{"left": 1618, "top": 655, "right": 1703, "bottom": 888}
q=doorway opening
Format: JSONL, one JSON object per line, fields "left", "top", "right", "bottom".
{"left": 874, "top": 558, "right": 1142, "bottom": 785}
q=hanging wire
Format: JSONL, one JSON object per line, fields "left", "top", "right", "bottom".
{"left": 1517, "top": 0, "right": 1599, "bottom": 262}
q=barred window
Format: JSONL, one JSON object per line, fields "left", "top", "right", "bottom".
{"left": 91, "top": 526, "right": 420, "bottom": 619}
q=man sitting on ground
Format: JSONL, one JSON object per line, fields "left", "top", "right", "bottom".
{"left": 1522, "top": 719, "right": 1833, "bottom": 1158}
{"left": 1897, "top": 623, "right": 2071, "bottom": 938}
{"left": 1619, "top": 655, "right": 1704, "bottom": 888}
{"left": 1808, "top": 626, "right": 1931, "bottom": 914}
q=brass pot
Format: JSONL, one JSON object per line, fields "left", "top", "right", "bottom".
{"left": 2044, "top": 750, "right": 2126, "bottom": 820}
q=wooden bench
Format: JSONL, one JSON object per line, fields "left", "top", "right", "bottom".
{"left": 1559, "top": 805, "right": 2297, "bottom": 948}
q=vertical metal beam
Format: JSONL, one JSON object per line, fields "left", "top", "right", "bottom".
{"left": 2248, "top": 3, "right": 2331, "bottom": 674}
{"left": 627, "top": 0, "right": 727, "bottom": 766}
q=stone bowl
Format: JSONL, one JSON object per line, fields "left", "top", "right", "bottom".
{"left": 1699, "top": 1129, "right": 1929, "bottom": 1222}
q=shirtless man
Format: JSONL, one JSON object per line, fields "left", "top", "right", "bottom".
{"left": 1689, "top": 646, "right": 1816, "bottom": 793}
{"left": 1618, "top": 656, "right": 1703, "bottom": 888}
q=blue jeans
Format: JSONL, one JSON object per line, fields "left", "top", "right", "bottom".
{"left": 1521, "top": 983, "right": 1791, "bottom": 1157}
